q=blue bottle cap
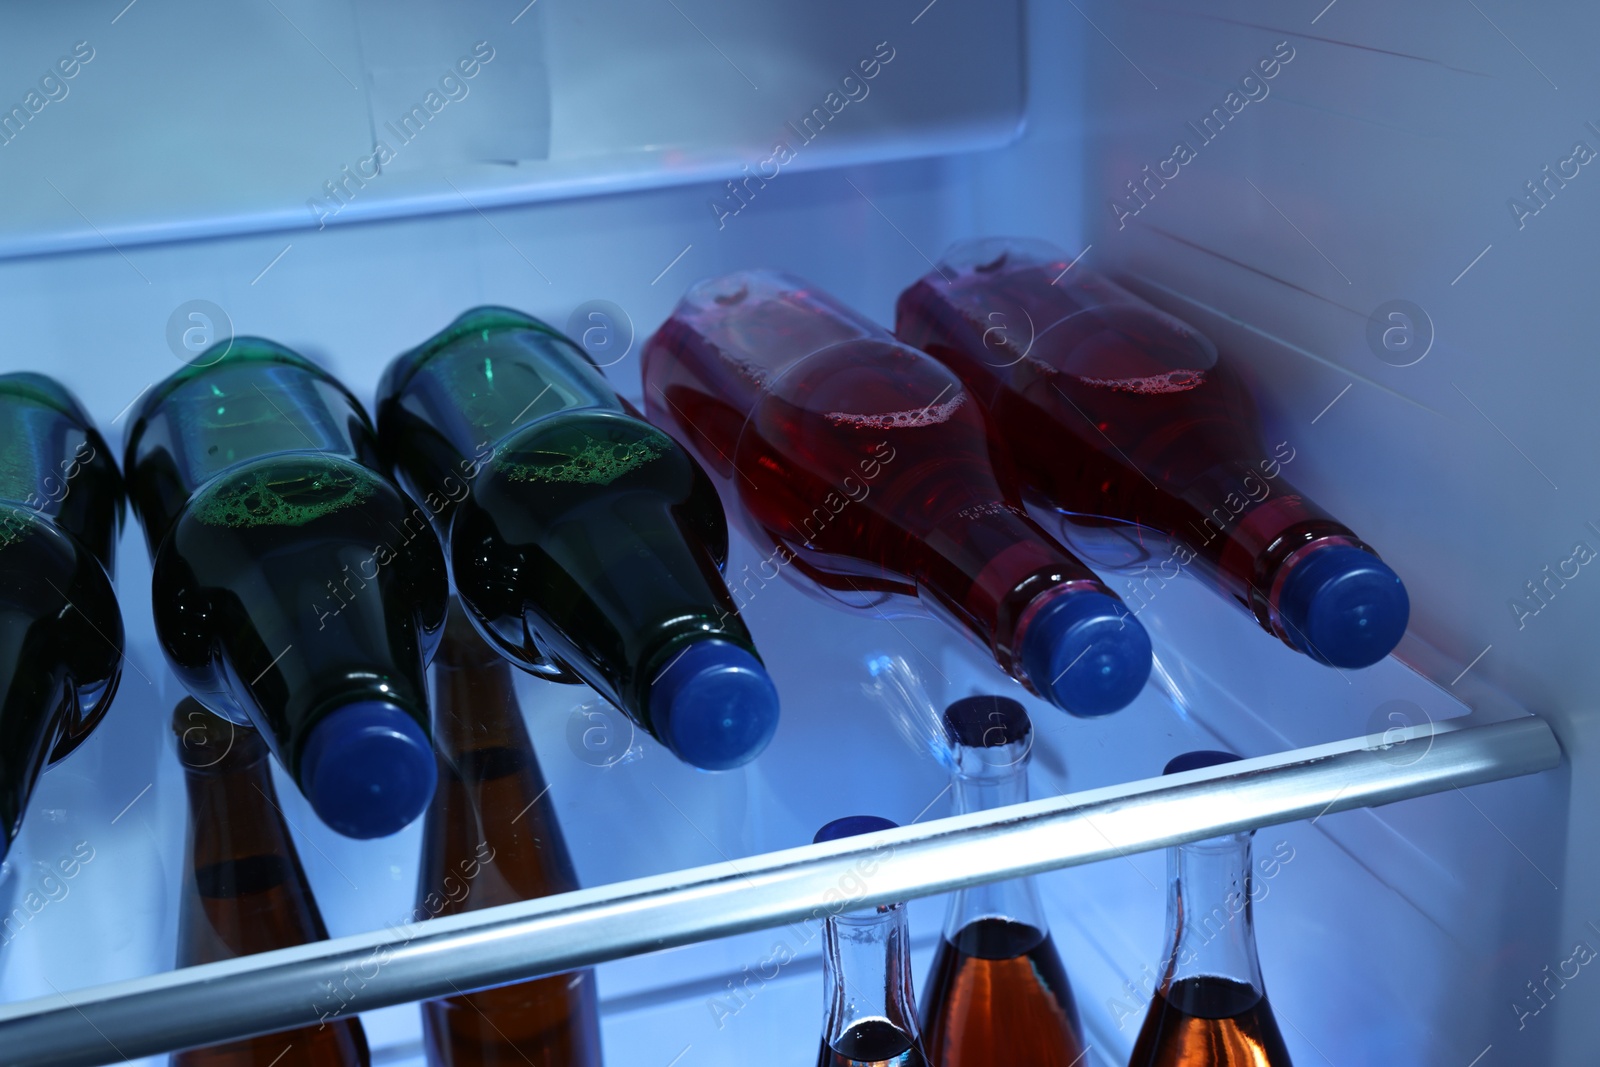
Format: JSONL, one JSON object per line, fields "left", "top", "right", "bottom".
{"left": 1163, "top": 749, "right": 1243, "bottom": 776}
{"left": 1277, "top": 544, "right": 1409, "bottom": 669}
{"left": 1019, "top": 591, "right": 1152, "bottom": 716}
{"left": 814, "top": 815, "right": 899, "bottom": 844}
{"left": 647, "top": 639, "right": 780, "bottom": 771}
{"left": 299, "top": 701, "right": 437, "bottom": 839}
{"left": 944, "top": 695, "right": 1031, "bottom": 748}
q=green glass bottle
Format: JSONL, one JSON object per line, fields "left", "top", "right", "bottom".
{"left": 125, "top": 341, "right": 448, "bottom": 838}
{"left": 376, "top": 307, "right": 778, "bottom": 771}
{"left": 0, "top": 373, "right": 124, "bottom": 863}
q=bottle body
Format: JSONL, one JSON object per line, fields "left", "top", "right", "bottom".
{"left": 895, "top": 239, "right": 1408, "bottom": 669}
{"left": 378, "top": 307, "right": 778, "bottom": 770}
{"left": 920, "top": 697, "right": 1085, "bottom": 1067}
{"left": 642, "top": 272, "right": 1151, "bottom": 716}
{"left": 813, "top": 817, "right": 928, "bottom": 1067}
{"left": 1127, "top": 752, "right": 1293, "bottom": 1067}
{"left": 172, "top": 699, "right": 370, "bottom": 1067}
{"left": 127, "top": 342, "right": 446, "bottom": 838}
{"left": 417, "top": 609, "right": 603, "bottom": 1067}
{"left": 0, "top": 374, "right": 124, "bottom": 862}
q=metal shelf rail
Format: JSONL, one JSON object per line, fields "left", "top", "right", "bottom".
{"left": 0, "top": 716, "right": 1561, "bottom": 1067}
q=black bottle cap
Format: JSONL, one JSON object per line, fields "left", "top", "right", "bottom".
{"left": 943, "top": 695, "right": 1032, "bottom": 749}
{"left": 814, "top": 815, "right": 898, "bottom": 844}
{"left": 1163, "top": 749, "right": 1244, "bottom": 776}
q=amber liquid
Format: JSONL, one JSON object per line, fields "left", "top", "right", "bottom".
{"left": 819, "top": 1019, "right": 929, "bottom": 1067}
{"left": 921, "top": 919, "right": 1084, "bottom": 1067}
{"left": 174, "top": 700, "right": 369, "bottom": 1067}
{"left": 1127, "top": 977, "right": 1294, "bottom": 1067}
{"left": 418, "top": 617, "right": 603, "bottom": 1067}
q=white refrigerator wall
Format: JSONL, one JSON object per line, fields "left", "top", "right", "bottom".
{"left": 0, "top": 1, "right": 1587, "bottom": 1065}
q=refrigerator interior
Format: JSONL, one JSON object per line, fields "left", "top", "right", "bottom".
{"left": 0, "top": 0, "right": 1589, "bottom": 1064}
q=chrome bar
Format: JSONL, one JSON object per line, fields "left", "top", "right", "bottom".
{"left": 0, "top": 716, "right": 1560, "bottom": 1067}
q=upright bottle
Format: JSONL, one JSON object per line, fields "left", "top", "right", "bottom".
{"left": 1127, "top": 751, "right": 1293, "bottom": 1067}
{"left": 813, "top": 816, "right": 927, "bottom": 1067}
{"left": 418, "top": 606, "right": 603, "bottom": 1067}
{"left": 377, "top": 307, "right": 779, "bottom": 771}
{"left": 126, "top": 341, "right": 447, "bottom": 838}
{"left": 0, "top": 373, "right": 124, "bottom": 863}
{"left": 896, "top": 238, "right": 1408, "bottom": 669}
{"left": 172, "top": 698, "right": 370, "bottom": 1066}
{"left": 920, "top": 696, "right": 1084, "bottom": 1066}
{"left": 642, "top": 271, "right": 1152, "bottom": 717}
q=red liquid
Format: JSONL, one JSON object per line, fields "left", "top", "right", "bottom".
{"left": 921, "top": 919, "right": 1085, "bottom": 1067}
{"left": 642, "top": 273, "right": 1120, "bottom": 696}
{"left": 895, "top": 248, "right": 1368, "bottom": 636}
{"left": 1127, "top": 977, "right": 1294, "bottom": 1067}
{"left": 819, "top": 1019, "right": 929, "bottom": 1067}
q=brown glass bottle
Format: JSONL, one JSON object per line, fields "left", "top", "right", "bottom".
{"left": 172, "top": 697, "right": 370, "bottom": 1066}
{"left": 417, "top": 607, "right": 603, "bottom": 1067}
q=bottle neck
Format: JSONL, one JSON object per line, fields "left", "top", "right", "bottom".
{"left": 421, "top": 616, "right": 583, "bottom": 915}
{"left": 943, "top": 755, "right": 1050, "bottom": 943}
{"left": 1160, "top": 833, "right": 1265, "bottom": 996}
{"left": 820, "top": 903, "right": 922, "bottom": 1053}
{"left": 918, "top": 503, "right": 1107, "bottom": 680}
{"left": 179, "top": 745, "right": 329, "bottom": 965}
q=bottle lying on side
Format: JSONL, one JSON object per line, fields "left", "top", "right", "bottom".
{"left": 125, "top": 341, "right": 448, "bottom": 839}
{"left": 377, "top": 307, "right": 779, "bottom": 771}
{"left": 642, "top": 271, "right": 1151, "bottom": 717}
{"left": 0, "top": 373, "right": 124, "bottom": 864}
{"left": 896, "top": 238, "right": 1408, "bottom": 669}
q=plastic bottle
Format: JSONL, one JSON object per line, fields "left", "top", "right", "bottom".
{"left": 642, "top": 271, "right": 1151, "bottom": 717}
{"left": 895, "top": 238, "right": 1408, "bottom": 669}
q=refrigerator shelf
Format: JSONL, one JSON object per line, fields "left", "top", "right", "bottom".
{"left": 0, "top": 713, "right": 1559, "bottom": 1067}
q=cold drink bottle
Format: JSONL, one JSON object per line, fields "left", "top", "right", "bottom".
{"left": 0, "top": 373, "right": 124, "bottom": 862}
{"left": 896, "top": 238, "right": 1408, "bottom": 669}
{"left": 1126, "top": 751, "right": 1293, "bottom": 1067}
{"left": 377, "top": 307, "right": 778, "bottom": 770}
{"left": 920, "top": 697, "right": 1085, "bottom": 1066}
{"left": 417, "top": 607, "right": 603, "bottom": 1067}
{"left": 172, "top": 698, "right": 371, "bottom": 1066}
{"left": 813, "top": 816, "right": 928, "bottom": 1067}
{"left": 642, "top": 271, "right": 1152, "bottom": 717}
{"left": 126, "top": 341, "right": 447, "bottom": 838}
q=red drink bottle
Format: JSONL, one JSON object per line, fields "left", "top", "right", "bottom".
{"left": 642, "top": 271, "right": 1151, "bottom": 717}
{"left": 895, "top": 239, "right": 1408, "bottom": 669}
